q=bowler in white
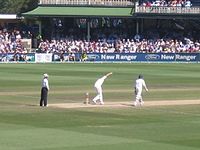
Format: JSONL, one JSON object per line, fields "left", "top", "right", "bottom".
{"left": 134, "top": 74, "right": 148, "bottom": 106}
{"left": 92, "top": 72, "right": 112, "bottom": 105}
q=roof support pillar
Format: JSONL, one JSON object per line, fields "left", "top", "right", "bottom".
{"left": 87, "top": 18, "right": 91, "bottom": 42}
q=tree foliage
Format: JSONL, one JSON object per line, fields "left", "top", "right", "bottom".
{"left": 0, "top": 0, "right": 38, "bottom": 14}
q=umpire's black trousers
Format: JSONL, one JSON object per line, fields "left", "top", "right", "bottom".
{"left": 40, "top": 87, "right": 48, "bottom": 106}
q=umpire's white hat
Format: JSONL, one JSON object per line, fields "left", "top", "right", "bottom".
{"left": 43, "top": 73, "right": 49, "bottom": 78}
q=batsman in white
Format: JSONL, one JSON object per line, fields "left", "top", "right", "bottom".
{"left": 134, "top": 74, "right": 148, "bottom": 106}
{"left": 92, "top": 72, "right": 113, "bottom": 105}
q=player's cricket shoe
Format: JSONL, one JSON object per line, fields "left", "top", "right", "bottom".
{"left": 92, "top": 100, "right": 97, "bottom": 105}
{"left": 100, "top": 102, "right": 104, "bottom": 105}
{"left": 140, "top": 101, "right": 144, "bottom": 106}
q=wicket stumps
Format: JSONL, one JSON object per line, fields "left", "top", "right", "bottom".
{"left": 84, "top": 92, "right": 89, "bottom": 105}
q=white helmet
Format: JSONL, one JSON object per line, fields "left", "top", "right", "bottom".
{"left": 43, "top": 73, "right": 49, "bottom": 78}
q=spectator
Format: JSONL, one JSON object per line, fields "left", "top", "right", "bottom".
{"left": 185, "top": 0, "right": 192, "bottom": 7}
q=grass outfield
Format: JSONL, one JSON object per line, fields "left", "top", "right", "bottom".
{"left": 0, "top": 63, "right": 200, "bottom": 150}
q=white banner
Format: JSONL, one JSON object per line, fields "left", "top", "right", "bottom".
{"left": 35, "top": 53, "right": 52, "bottom": 63}
{"left": 21, "top": 39, "right": 32, "bottom": 52}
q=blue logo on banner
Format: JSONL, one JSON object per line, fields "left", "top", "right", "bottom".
{"left": 87, "top": 54, "right": 100, "bottom": 61}
{"left": 145, "top": 54, "right": 160, "bottom": 60}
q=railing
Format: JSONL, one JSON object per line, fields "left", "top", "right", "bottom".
{"left": 39, "top": 0, "right": 135, "bottom": 6}
{"left": 39, "top": 0, "right": 200, "bottom": 14}
{"left": 136, "top": 6, "right": 200, "bottom": 14}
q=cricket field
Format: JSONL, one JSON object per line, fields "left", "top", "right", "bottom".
{"left": 0, "top": 63, "right": 200, "bottom": 150}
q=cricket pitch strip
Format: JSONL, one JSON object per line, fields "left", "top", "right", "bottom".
{"left": 49, "top": 100, "right": 200, "bottom": 109}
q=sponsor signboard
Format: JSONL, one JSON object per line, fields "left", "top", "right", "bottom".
{"left": 0, "top": 53, "right": 199, "bottom": 63}
{"left": 0, "top": 53, "right": 35, "bottom": 62}
{"left": 83, "top": 53, "right": 199, "bottom": 62}
{"left": 86, "top": 53, "right": 138, "bottom": 61}
{"left": 21, "top": 39, "right": 32, "bottom": 53}
{"left": 35, "top": 53, "right": 52, "bottom": 63}
{"left": 53, "top": 53, "right": 80, "bottom": 62}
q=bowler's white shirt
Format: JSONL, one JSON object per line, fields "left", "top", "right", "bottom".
{"left": 94, "top": 76, "right": 107, "bottom": 87}
{"left": 135, "top": 78, "right": 146, "bottom": 91}
{"left": 42, "top": 78, "right": 49, "bottom": 90}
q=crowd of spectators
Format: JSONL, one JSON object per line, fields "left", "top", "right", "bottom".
{"left": 0, "top": 27, "right": 32, "bottom": 54}
{"left": 1, "top": 24, "right": 200, "bottom": 55}
{"left": 37, "top": 32, "right": 200, "bottom": 54}
{"left": 36, "top": 21, "right": 200, "bottom": 54}
{"left": 139, "top": 0, "right": 192, "bottom": 7}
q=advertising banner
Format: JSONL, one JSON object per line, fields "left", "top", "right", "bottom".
{"left": 85, "top": 53, "right": 137, "bottom": 61}
{"left": 53, "top": 53, "right": 79, "bottom": 62}
{"left": 35, "top": 53, "right": 52, "bottom": 63}
{"left": 84, "top": 53, "right": 199, "bottom": 62}
{"left": 21, "top": 39, "right": 32, "bottom": 53}
{"left": 0, "top": 53, "right": 199, "bottom": 63}
{"left": 0, "top": 53, "right": 35, "bottom": 62}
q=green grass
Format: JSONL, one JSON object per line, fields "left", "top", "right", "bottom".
{"left": 0, "top": 63, "right": 200, "bottom": 150}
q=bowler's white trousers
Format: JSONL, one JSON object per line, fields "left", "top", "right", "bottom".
{"left": 93, "top": 86, "right": 104, "bottom": 104}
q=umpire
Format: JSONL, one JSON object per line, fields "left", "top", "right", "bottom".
{"left": 40, "top": 73, "right": 49, "bottom": 107}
